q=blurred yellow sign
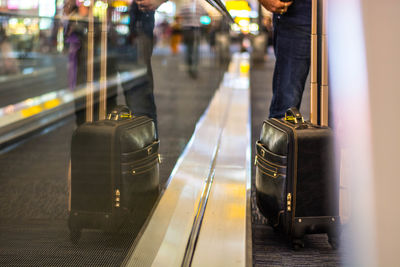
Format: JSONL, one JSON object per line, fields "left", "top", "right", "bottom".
{"left": 43, "top": 99, "right": 61, "bottom": 110}
{"left": 240, "top": 62, "right": 250, "bottom": 75}
{"left": 21, "top": 106, "right": 42, "bottom": 118}
{"left": 112, "top": 0, "right": 128, "bottom": 7}
{"left": 21, "top": 98, "right": 61, "bottom": 118}
{"left": 226, "top": 1, "right": 251, "bottom": 11}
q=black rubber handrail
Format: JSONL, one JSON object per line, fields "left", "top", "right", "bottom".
{"left": 203, "top": 0, "right": 235, "bottom": 23}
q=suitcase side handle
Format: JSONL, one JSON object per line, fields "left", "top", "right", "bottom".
{"left": 285, "top": 107, "right": 304, "bottom": 124}
{"left": 107, "top": 105, "right": 133, "bottom": 121}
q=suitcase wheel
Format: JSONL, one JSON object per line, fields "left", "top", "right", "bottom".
{"left": 328, "top": 235, "right": 339, "bottom": 250}
{"left": 291, "top": 239, "right": 305, "bottom": 251}
{"left": 70, "top": 229, "right": 81, "bottom": 244}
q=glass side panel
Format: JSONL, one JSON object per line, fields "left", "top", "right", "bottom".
{"left": 0, "top": 0, "right": 233, "bottom": 265}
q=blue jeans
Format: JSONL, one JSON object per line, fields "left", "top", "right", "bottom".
{"left": 269, "top": 4, "right": 311, "bottom": 119}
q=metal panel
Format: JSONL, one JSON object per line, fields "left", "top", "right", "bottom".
{"left": 191, "top": 80, "right": 251, "bottom": 267}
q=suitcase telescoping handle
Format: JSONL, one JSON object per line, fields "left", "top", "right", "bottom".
{"left": 285, "top": 107, "right": 305, "bottom": 124}
{"left": 310, "top": 0, "right": 329, "bottom": 126}
{"left": 85, "top": 0, "right": 108, "bottom": 122}
{"left": 107, "top": 105, "right": 133, "bottom": 121}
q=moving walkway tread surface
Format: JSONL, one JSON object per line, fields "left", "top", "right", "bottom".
{"left": 0, "top": 52, "right": 227, "bottom": 266}
{"left": 250, "top": 56, "right": 348, "bottom": 266}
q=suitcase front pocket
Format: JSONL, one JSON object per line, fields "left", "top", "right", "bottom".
{"left": 255, "top": 141, "right": 288, "bottom": 224}
{"left": 122, "top": 156, "right": 159, "bottom": 176}
{"left": 256, "top": 159, "right": 281, "bottom": 179}
{"left": 120, "top": 157, "right": 160, "bottom": 211}
{"left": 121, "top": 141, "right": 160, "bottom": 163}
{"left": 256, "top": 141, "right": 287, "bottom": 166}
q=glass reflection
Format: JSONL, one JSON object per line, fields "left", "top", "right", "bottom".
{"left": 0, "top": 0, "right": 229, "bottom": 265}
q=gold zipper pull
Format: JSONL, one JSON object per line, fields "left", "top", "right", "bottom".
{"left": 158, "top": 154, "right": 162, "bottom": 164}
{"left": 287, "top": 193, "right": 292, "bottom": 212}
{"left": 115, "top": 189, "right": 121, "bottom": 208}
{"left": 254, "top": 155, "right": 258, "bottom": 166}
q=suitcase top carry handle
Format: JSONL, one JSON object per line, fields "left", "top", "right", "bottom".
{"left": 107, "top": 105, "right": 133, "bottom": 121}
{"left": 285, "top": 107, "right": 305, "bottom": 124}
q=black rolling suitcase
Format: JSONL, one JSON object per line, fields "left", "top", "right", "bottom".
{"left": 255, "top": 108, "right": 339, "bottom": 249}
{"left": 67, "top": 9, "right": 160, "bottom": 242}
{"left": 255, "top": 0, "right": 340, "bottom": 249}
{"left": 68, "top": 106, "right": 160, "bottom": 242}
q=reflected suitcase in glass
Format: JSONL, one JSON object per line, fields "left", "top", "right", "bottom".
{"left": 68, "top": 106, "right": 160, "bottom": 242}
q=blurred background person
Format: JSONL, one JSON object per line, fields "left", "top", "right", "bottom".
{"left": 63, "top": 0, "right": 85, "bottom": 93}
{"left": 178, "top": 0, "right": 207, "bottom": 78}
{"left": 170, "top": 15, "right": 182, "bottom": 55}
{"left": 63, "top": 0, "right": 88, "bottom": 126}
{"left": 0, "top": 26, "right": 19, "bottom": 75}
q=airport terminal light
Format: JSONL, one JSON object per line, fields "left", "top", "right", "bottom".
{"left": 94, "top": 0, "right": 108, "bottom": 18}
{"left": 156, "top": 1, "right": 175, "bottom": 17}
{"left": 249, "top": 22, "right": 259, "bottom": 34}
{"left": 7, "top": 0, "right": 38, "bottom": 10}
{"left": 38, "top": 0, "right": 56, "bottom": 30}
{"left": 225, "top": 0, "right": 252, "bottom": 33}
{"left": 200, "top": 15, "right": 211, "bottom": 25}
{"left": 112, "top": 0, "right": 128, "bottom": 12}
{"left": 83, "top": 0, "right": 91, "bottom": 7}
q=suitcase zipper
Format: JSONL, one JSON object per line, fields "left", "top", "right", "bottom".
{"left": 256, "top": 142, "right": 287, "bottom": 167}
{"left": 121, "top": 116, "right": 153, "bottom": 130}
{"left": 125, "top": 153, "right": 159, "bottom": 168}
{"left": 122, "top": 143, "right": 159, "bottom": 165}
{"left": 255, "top": 156, "right": 281, "bottom": 178}
{"left": 255, "top": 154, "right": 283, "bottom": 171}
{"left": 125, "top": 155, "right": 159, "bottom": 176}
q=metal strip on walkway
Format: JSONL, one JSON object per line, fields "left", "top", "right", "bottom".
{"left": 191, "top": 54, "right": 252, "bottom": 266}
{"left": 123, "top": 53, "right": 251, "bottom": 267}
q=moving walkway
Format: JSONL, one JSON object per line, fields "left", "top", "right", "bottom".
{"left": 0, "top": 3, "right": 342, "bottom": 266}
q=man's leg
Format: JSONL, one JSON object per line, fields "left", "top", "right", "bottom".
{"left": 269, "top": 19, "right": 310, "bottom": 119}
{"left": 191, "top": 29, "right": 200, "bottom": 75}
{"left": 123, "top": 32, "right": 158, "bottom": 132}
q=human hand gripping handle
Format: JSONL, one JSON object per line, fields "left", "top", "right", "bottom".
{"left": 258, "top": 0, "right": 293, "bottom": 14}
